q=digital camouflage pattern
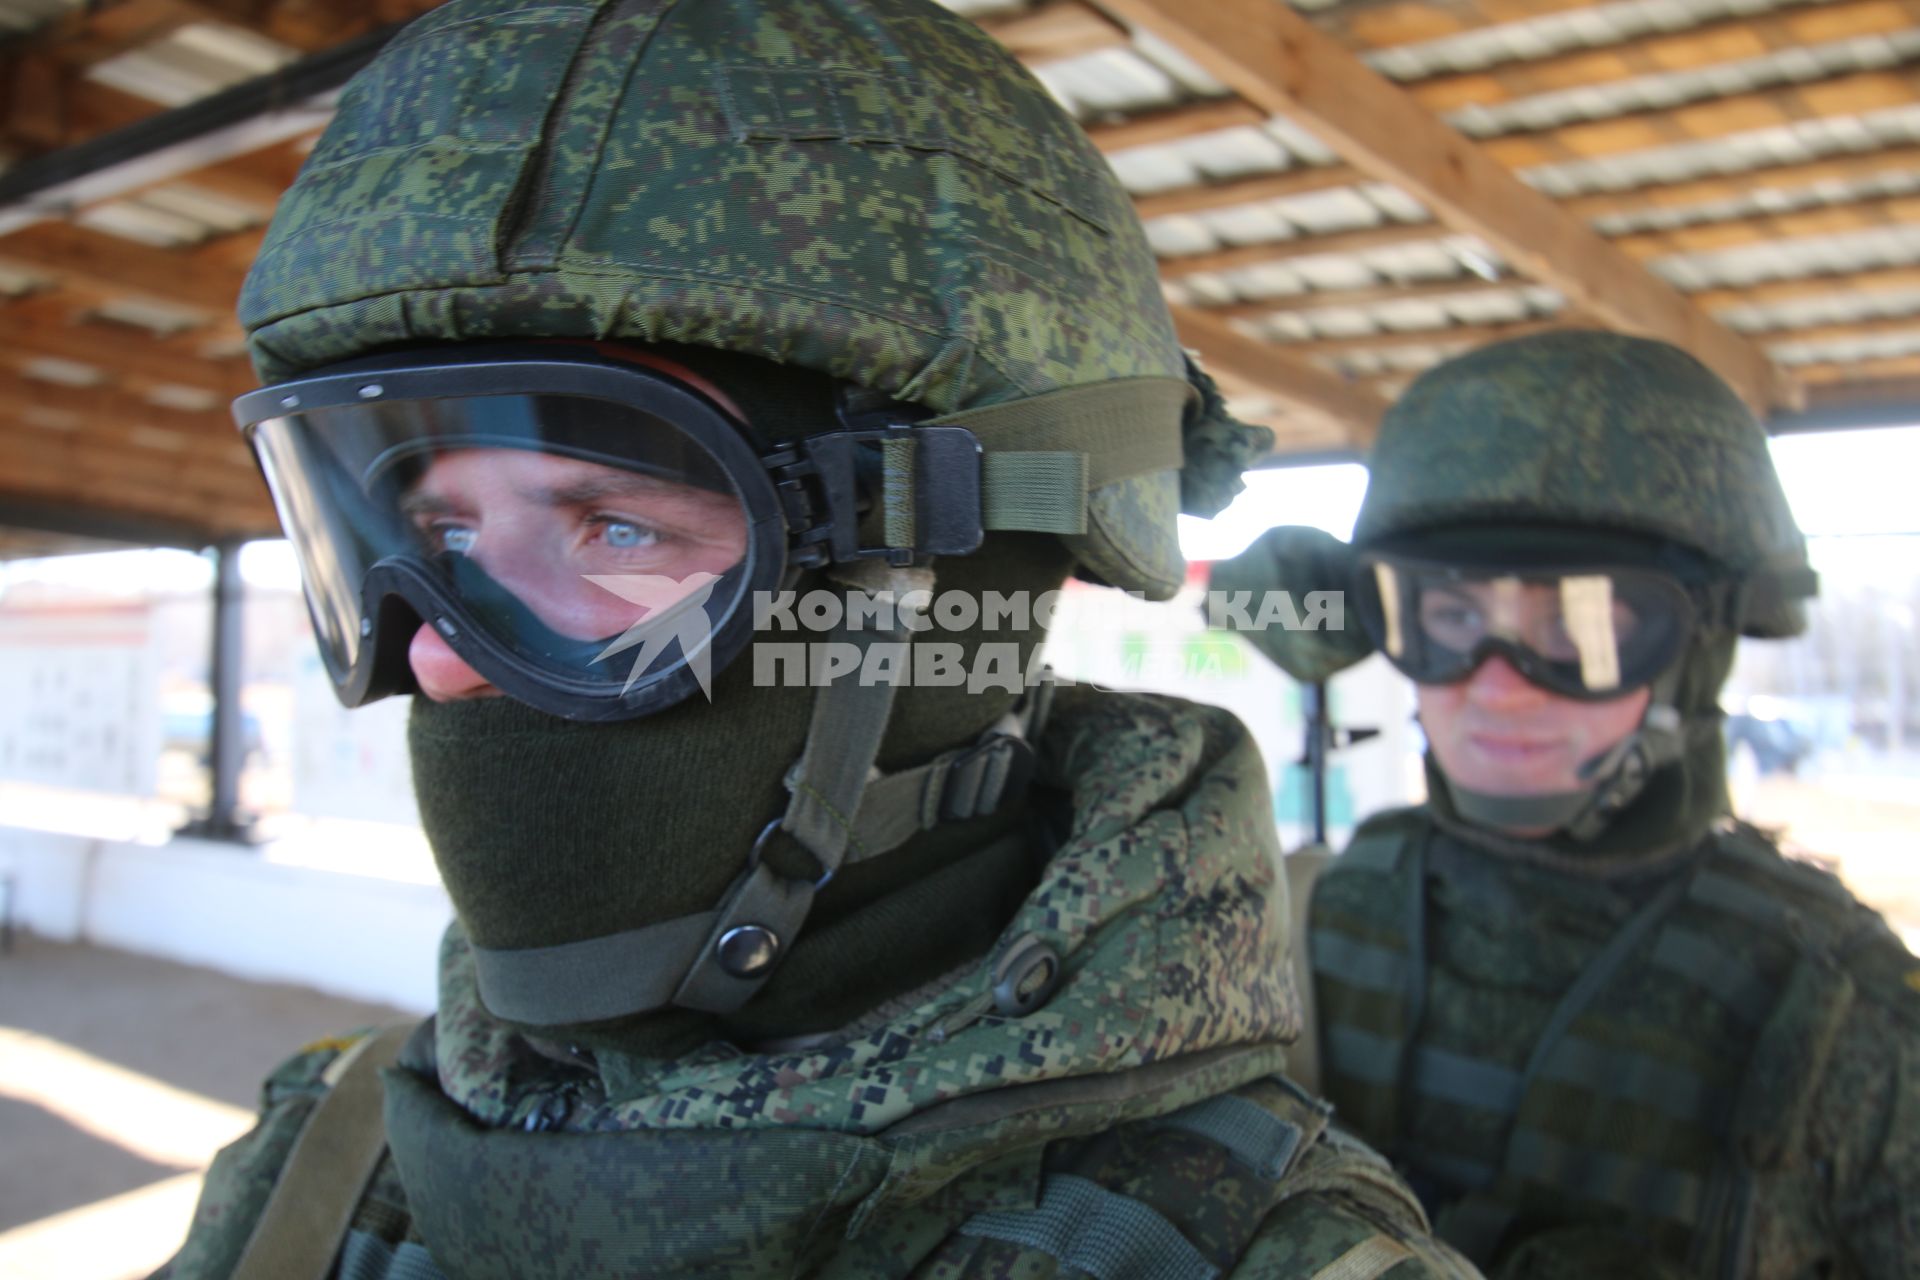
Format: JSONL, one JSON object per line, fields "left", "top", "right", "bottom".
{"left": 160, "top": 690, "right": 1484, "bottom": 1279}
{"left": 1306, "top": 808, "right": 1920, "bottom": 1278}
{"left": 1352, "top": 331, "right": 1810, "bottom": 636}
{"left": 237, "top": 0, "right": 1270, "bottom": 598}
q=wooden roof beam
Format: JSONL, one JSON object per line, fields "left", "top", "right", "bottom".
{"left": 1483, "top": 66, "right": 1920, "bottom": 170}
{"left": 0, "top": 221, "right": 245, "bottom": 313}
{"left": 1162, "top": 221, "right": 1440, "bottom": 279}
{"left": 1562, "top": 145, "right": 1920, "bottom": 224}
{"left": 1084, "top": 99, "right": 1267, "bottom": 152}
{"left": 979, "top": 1, "right": 1130, "bottom": 65}
{"left": 1406, "top": 0, "right": 1917, "bottom": 110}
{"left": 0, "top": 296, "right": 254, "bottom": 398}
{"left": 1170, "top": 302, "right": 1389, "bottom": 448}
{"left": 1095, "top": 0, "right": 1787, "bottom": 409}
{"left": 1790, "top": 352, "right": 1920, "bottom": 385}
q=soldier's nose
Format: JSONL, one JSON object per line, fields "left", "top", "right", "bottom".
{"left": 409, "top": 623, "right": 503, "bottom": 701}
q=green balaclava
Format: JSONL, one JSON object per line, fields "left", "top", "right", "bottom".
{"left": 1212, "top": 331, "right": 1814, "bottom": 870}
{"left": 237, "top": 0, "right": 1271, "bottom": 1051}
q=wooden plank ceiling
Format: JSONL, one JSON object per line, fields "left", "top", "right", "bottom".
{"left": 0, "top": 0, "right": 1917, "bottom": 546}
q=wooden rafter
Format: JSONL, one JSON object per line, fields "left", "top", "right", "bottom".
{"left": 1091, "top": 0, "right": 1790, "bottom": 409}
{"left": 1406, "top": 0, "right": 1920, "bottom": 112}
{"left": 977, "top": 0, "right": 1129, "bottom": 65}
{"left": 1083, "top": 99, "right": 1266, "bottom": 152}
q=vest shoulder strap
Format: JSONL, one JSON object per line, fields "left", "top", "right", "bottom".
{"left": 231, "top": 1022, "right": 418, "bottom": 1280}
{"left": 1284, "top": 845, "right": 1334, "bottom": 1094}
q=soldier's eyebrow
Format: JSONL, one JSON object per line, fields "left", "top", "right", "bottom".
{"left": 399, "top": 491, "right": 460, "bottom": 518}
{"left": 531, "top": 474, "right": 685, "bottom": 507}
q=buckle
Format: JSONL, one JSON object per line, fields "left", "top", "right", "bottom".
{"left": 748, "top": 818, "right": 836, "bottom": 892}
{"left": 939, "top": 730, "right": 1036, "bottom": 823}
{"left": 766, "top": 426, "right": 984, "bottom": 569}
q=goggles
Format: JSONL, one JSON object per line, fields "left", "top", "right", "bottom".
{"left": 233, "top": 346, "right": 988, "bottom": 721}
{"left": 1353, "top": 552, "right": 1697, "bottom": 700}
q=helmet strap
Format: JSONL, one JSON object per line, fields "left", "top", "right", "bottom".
{"left": 1438, "top": 665, "right": 1689, "bottom": 844}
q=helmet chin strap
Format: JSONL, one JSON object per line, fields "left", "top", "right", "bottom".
{"left": 1441, "top": 667, "right": 1690, "bottom": 843}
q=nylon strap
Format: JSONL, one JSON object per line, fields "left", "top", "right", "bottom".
{"left": 1155, "top": 1083, "right": 1327, "bottom": 1180}
{"left": 845, "top": 673, "right": 1053, "bottom": 858}
{"left": 891, "top": 376, "right": 1190, "bottom": 538}
{"left": 1284, "top": 847, "right": 1331, "bottom": 1094}
{"left": 1308, "top": 1235, "right": 1414, "bottom": 1280}
{"left": 675, "top": 598, "right": 912, "bottom": 1013}
{"left": 230, "top": 1023, "right": 416, "bottom": 1280}
{"left": 959, "top": 1173, "right": 1220, "bottom": 1280}
{"left": 469, "top": 661, "right": 1053, "bottom": 1025}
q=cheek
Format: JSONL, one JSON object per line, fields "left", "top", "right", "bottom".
{"left": 1415, "top": 684, "right": 1466, "bottom": 743}
{"left": 1575, "top": 687, "right": 1652, "bottom": 749}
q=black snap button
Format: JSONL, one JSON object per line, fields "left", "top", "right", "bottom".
{"left": 991, "top": 933, "right": 1062, "bottom": 1017}
{"left": 717, "top": 925, "right": 781, "bottom": 978}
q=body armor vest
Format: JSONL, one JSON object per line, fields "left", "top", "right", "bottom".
{"left": 1308, "top": 808, "right": 1890, "bottom": 1277}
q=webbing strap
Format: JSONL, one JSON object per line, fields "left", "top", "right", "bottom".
{"left": 1155, "top": 1086, "right": 1326, "bottom": 1180}
{"left": 843, "top": 676, "right": 1052, "bottom": 859}
{"left": 1309, "top": 929, "right": 1406, "bottom": 994}
{"left": 1506, "top": 1129, "right": 1706, "bottom": 1227}
{"left": 1324, "top": 1024, "right": 1401, "bottom": 1086}
{"left": 338, "top": 1230, "right": 449, "bottom": 1280}
{"left": 958, "top": 1173, "right": 1219, "bottom": 1280}
{"left": 1536, "top": 1034, "right": 1722, "bottom": 1125}
{"left": 1647, "top": 926, "right": 1775, "bottom": 1025}
{"left": 907, "top": 376, "right": 1191, "bottom": 538}
{"left": 472, "top": 650, "right": 1051, "bottom": 1025}
{"left": 678, "top": 570, "right": 933, "bottom": 1014}
{"left": 472, "top": 911, "right": 716, "bottom": 1026}
{"left": 1308, "top": 1234, "right": 1414, "bottom": 1280}
{"left": 1506, "top": 875, "right": 1691, "bottom": 1127}
{"left": 1412, "top": 1046, "right": 1522, "bottom": 1114}
{"left": 231, "top": 1023, "right": 416, "bottom": 1280}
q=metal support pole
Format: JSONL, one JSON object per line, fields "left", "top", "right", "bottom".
{"left": 1302, "top": 681, "right": 1330, "bottom": 846}
{"left": 179, "top": 540, "right": 256, "bottom": 844}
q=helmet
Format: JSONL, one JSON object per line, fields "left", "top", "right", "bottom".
{"left": 234, "top": 0, "right": 1270, "bottom": 1027}
{"left": 1215, "top": 331, "right": 1814, "bottom": 856}
{"left": 1354, "top": 330, "right": 1813, "bottom": 638}
{"left": 238, "top": 0, "right": 1267, "bottom": 607}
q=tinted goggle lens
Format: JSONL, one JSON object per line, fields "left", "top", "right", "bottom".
{"left": 1358, "top": 557, "right": 1692, "bottom": 698}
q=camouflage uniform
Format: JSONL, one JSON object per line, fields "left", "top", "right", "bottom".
{"left": 1219, "top": 333, "right": 1920, "bottom": 1277}
{"left": 162, "top": 690, "right": 1479, "bottom": 1279}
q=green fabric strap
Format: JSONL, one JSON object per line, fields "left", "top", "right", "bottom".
{"left": 904, "top": 376, "right": 1190, "bottom": 539}
{"left": 845, "top": 676, "right": 1052, "bottom": 859}
{"left": 959, "top": 1173, "right": 1220, "bottom": 1280}
{"left": 472, "top": 912, "right": 716, "bottom": 1026}
{"left": 1155, "top": 1084, "right": 1327, "bottom": 1181}
{"left": 231, "top": 1023, "right": 416, "bottom": 1280}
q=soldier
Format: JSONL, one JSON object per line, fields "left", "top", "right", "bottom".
{"left": 158, "top": 2, "right": 1484, "bottom": 1277}
{"left": 1214, "top": 331, "right": 1920, "bottom": 1278}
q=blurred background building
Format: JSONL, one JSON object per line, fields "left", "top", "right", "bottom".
{"left": 6, "top": 0, "right": 1920, "bottom": 1276}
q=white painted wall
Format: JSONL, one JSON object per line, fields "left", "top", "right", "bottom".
{"left": 0, "top": 823, "right": 450, "bottom": 1013}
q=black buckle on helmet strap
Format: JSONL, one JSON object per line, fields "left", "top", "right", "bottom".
{"left": 767, "top": 426, "right": 984, "bottom": 569}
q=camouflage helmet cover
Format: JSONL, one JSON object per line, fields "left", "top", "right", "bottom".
{"left": 237, "top": 0, "right": 1269, "bottom": 598}
{"left": 1351, "top": 330, "right": 1812, "bottom": 635}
